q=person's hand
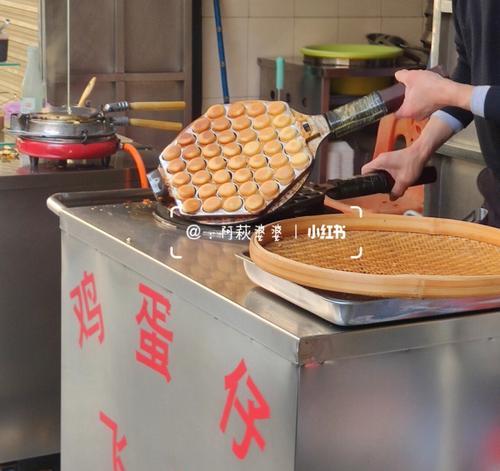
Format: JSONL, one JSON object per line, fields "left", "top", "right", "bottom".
{"left": 361, "top": 145, "right": 428, "bottom": 200}
{"left": 395, "top": 69, "right": 459, "bottom": 120}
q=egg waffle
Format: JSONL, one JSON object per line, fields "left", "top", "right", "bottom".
{"left": 160, "top": 100, "right": 315, "bottom": 219}
{"left": 158, "top": 80, "right": 409, "bottom": 222}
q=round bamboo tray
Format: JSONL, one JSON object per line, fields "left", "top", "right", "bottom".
{"left": 249, "top": 214, "right": 500, "bottom": 299}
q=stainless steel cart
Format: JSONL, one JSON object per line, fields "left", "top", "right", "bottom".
{"left": 49, "top": 190, "right": 500, "bottom": 471}
{"left": 0, "top": 155, "right": 150, "bottom": 463}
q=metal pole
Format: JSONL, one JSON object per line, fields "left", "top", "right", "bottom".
{"left": 213, "top": 0, "right": 229, "bottom": 104}
{"left": 67, "top": 0, "right": 71, "bottom": 113}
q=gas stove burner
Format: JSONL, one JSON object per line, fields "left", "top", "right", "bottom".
{"left": 16, "top": 135, "right": 119, "bottom": 169}
{"left": 27, "top": 155, "right": 112, "bottom": 170}
{"left": 153, "top": 183, "right": 335, "bottom": 239}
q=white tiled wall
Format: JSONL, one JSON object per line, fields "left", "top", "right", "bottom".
{"left": 202, "top": 0, "right": 427, "bottom": 109}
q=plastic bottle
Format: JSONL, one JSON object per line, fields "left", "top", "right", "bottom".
{"left": 325, "top": 141, "right": 354, "bottom": 181}
{"left": 20, "top": 46, "right": 46, "bottom": 114}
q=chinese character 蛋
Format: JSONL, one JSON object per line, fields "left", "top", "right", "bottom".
{"left": 135, "top": 283, "right": 174, "bottom": 383}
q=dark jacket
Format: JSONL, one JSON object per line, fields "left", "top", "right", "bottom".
{"left": 444, "top": 0, "right": 500, "bottom": 179}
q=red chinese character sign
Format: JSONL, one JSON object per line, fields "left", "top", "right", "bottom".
{"left": 220, "top": 359, "right": 271, "bottom": 460}
{"left": 135, "top": 283, "right": 174, "bottom": 383}
{"left": 69, "top": 271, "right": 105, "bottom": 348}
{"left": 100, "top": 411, "right": 127, "bottom": 471}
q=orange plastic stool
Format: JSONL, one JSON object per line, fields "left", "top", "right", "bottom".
{"left": 373, "top": 114, "right": 428, "bottom": 159}
{"left": 326, "top": 114, "right": 429, "bottom": 215}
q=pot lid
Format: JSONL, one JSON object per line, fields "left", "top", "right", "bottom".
{"left": 9, "top": 111, "right": 115, "bottom": 141}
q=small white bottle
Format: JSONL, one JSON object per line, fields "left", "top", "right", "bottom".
{"left": 20, "top": 46, "right": 46, "bottom": 114}
{"left": 326, "top": 141, "right": 355, "bottom": 181}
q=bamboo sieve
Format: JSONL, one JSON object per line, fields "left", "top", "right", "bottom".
{"left": 249, "top": 214, "right": 500, "bottom": 299}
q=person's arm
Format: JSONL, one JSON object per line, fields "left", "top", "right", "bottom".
{"left": 361, "top": 115, "right": 455, "bottom": 199}
{"left": 395, "top": 9, "right": 480, "bottom": 126}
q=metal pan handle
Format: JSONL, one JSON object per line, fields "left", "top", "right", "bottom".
{"left": 326, "top": 166, "right": 437, "bottom": 200}
{"left": 323, "top": 65, "right": 446, "bottom": 139}
{"left": 103, "top": 101, "right": 186, "bottom": 113}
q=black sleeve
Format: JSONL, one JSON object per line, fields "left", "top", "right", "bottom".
{"left": 441, "top": 5, "right": 474, "bottom": 128}
{"left": 484, "top": 87, "right": 500, "bottom": 123}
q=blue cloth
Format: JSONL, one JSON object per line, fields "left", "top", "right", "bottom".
{"left": 471, "top": 85, "right": 491, "bottom": 118}
{"left": 433, "top": 110, "right": 464, "bottom": 133}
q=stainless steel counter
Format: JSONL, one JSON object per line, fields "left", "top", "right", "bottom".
{"left": 53, "top": 199, "right": 500, "bottom": 364}
{"left": 51, "top": 192, "right": 500, "bottom": 470}
{"left": 0, "top": 155, "right": 151, "bottom": 463}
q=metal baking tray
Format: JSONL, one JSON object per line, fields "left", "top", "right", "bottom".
{"left": 237, "top": 252, "right": 500, "bottom": 326}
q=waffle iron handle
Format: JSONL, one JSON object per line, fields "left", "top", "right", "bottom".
{"left": 112, "top": 116, "right": 183, "bottom": 132}
{"left": 324, "top": 65, "right": 446, "bottom": 139}
{"left": 103, "top": 101, "right": 186, "bottom": 113}
{"left": 326, "top": 166, "right": 437, "bottom": 200}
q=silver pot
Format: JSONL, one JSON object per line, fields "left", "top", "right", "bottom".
{"left": 9, "top": 108, "right": 115, "bottom": 142}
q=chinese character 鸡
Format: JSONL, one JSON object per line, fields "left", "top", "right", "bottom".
{"left": 69, "top": 271, "right": 104, "bottom": 348}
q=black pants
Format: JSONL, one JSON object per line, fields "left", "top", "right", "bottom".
{"left": 477, "top": 167, "right": 500, "bottom": 228}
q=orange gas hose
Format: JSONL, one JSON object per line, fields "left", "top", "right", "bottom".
{"left": 123, "top": 143, "right": 149, "bottom": 189}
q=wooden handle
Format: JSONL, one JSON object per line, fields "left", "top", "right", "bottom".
{"left": 77, "top": 76, "right": 96, "bottom": 107}
{"left": 129, "top": 101, "right": 186, "bottom": 111}
{"left": 128, "top": 118, "right": 183, "bottom": 132}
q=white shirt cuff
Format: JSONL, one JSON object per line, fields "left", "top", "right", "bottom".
{"left": 471, "top": 85, "right": 491, "bottom": 118}
{"left": 432, "top": 110, "right": 464, "bottom": 134}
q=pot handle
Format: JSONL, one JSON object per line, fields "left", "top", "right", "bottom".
{"left": 113, "top": 116, "right": 183, "bottom": 132}
{"left": 103, "top": 101, "right": 186, "bottom": 113}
